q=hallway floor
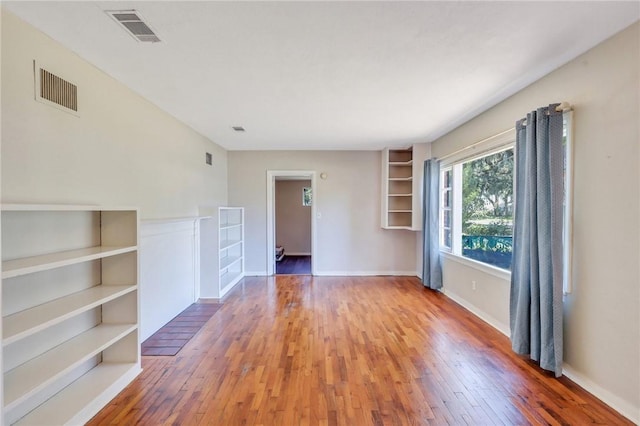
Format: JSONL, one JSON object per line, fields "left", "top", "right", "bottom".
{"left": 276, "top": 255, "right": 311, "bottom": 274}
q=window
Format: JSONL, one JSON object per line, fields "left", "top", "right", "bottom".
{"left": 440, "top": 147, "right": 515, "bottom": 270}
{"left": 302, "top": 187, "right": 312, "bottom": 206}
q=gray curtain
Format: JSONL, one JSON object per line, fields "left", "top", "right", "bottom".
{"left": 510, "top": 104, "right": 564, "bottom": 377}
{"left": 422, "top": 159, "right": 442, "bottom": 290}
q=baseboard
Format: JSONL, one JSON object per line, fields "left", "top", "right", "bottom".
{"left": 284, "top": 252, "right": 311, "bottom": 256}
{"left": 314, "top": 271, "right": 418, "bottom": 277}
{"left": 442, "top": 288, "right": 511, "bottom": 337}
{"left": 442, "top": 288, "right": 638, "bottom": 423}
{"left": 562, "top": 364, "right": 639, "bottom": 424}
{"left": 244, "top": 271, "right": 268, "bottom": 276}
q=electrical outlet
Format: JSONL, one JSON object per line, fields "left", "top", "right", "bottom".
{"left": 472, "top": 280, "right": 477, "bottom": 290}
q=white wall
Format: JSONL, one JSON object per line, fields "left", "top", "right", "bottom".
{"left": 1, "top": 11, "right": 227, "bottom": 218}
{"left": 1, "top": 11, "right": 228, "bottom": 339}
{"left": 228, "top": 151, "right": 417, "bottom": 275}
{"left": 431, "top": 22, "right": 639, "bottom": 422}
{"left": 276, "top": 180, "right": 312, "bottom": 254}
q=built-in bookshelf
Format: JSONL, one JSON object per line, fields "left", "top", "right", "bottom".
{"left": 381, "top": 147, "right": 422, "bottom": 230}
{"left": 0, "top": 204, "right": 141, "bottom": 425}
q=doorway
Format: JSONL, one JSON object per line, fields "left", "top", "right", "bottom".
{"left": 266, "top": 171, "right": 316, "bottom": 276}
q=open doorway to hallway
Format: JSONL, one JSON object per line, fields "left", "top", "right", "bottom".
{"left": 275, "top": 178, "right": 312, "bottom": 275}
{"left": 266, "top": 170, "right": 316, "bottom": 276}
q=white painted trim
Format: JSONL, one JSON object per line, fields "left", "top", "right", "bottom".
{"left": 442, "top": 288, "right": 511, "bottom": 336}
{"left": 266, "top": 170, "right": 317, "bottom": 276}
{"left": 244, "top": 271, "right": 268, "bottom": 276}
{"left": 562, "top": 364, "right": 639, "bottom": 424}
{"left": 441, "top": 287, "right": 638, "bottom": 423}
{"left": 283, "top": 252, "right": 311, "bottom": 256}
{"left": 441, "top": 251, "right": 511, "bottom": 281}
{"left": 140, "top": 216, "right": 200, "bottom": 238}
{"left": 314, "top": 271, "right": 417, "bottom": 277}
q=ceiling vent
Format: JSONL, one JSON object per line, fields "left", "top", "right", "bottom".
{"left": 34, "top": 61, "right": 78, "bottom": 115}
{"left": 106, "top": 10, "right": 161, "bottom": 43}
{"left": 232, "top": 126, "right": 246, "bottom": 132}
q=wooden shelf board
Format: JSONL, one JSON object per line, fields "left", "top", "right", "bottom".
{"left": 220, "top": 239, "right": 242, "bottom": 251}
{"left": 3, "top": 285, "right": 137, "bottom": 346}
{"left": 388, "top": 177, "right": 413, "bottom": 181}
{"left": 220, "top": 255, "right": 242, "bottom": 271}
{"left": 386, "top": 226, "right": 413, "bottom": 230}
{"left": 4, "top": 323, "right": 137, "bottom": 411}
{"left": 388, "top": 194, "right": 412, "bottom": 197}
{"left": 1, "top": 204, "right": 137, "bottom": 212}
{"left": 13, "top": 362, "right": 141, "bottom": 426}
{"left": 388, "top": 160, "right": 413, "bottom": 166}
{"left": 220, "top": 223, "right": 242, "bottom": 230}
{"left": 388, "top": 210, "right": 413, "bottom": 213}
{"left": 2, "top": 246, "right": 137, "bottom": 279}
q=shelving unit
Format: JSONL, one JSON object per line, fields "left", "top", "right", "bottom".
{"left": 218, "top": 207, "right": 244, "bottom": 298}
{"left": 200, "top": 207, "right": 244, "bottom": 300}
{"left": 381, "top": 147, "right": 422, "bottom": 230}
{"left": 1, "top": 204, "right": 141, "bottom": 425}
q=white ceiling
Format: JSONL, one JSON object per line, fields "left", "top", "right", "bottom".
{"left": 3, "top": 1, "right": 639, "bottom": 151}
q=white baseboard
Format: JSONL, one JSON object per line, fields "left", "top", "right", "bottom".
{"left": 442, "top": 288, "right": 638, "bottom": 424}
{"left": 442, "top": 288, "right": 511, "bottom": 337}
{"left": 562, "top": 364, "right": 639, "bottom": 424}
{"left": 284, "top": 252, "right": 311, "bottom": 256}
{"left": 314, "top": 270, "right": 418, "bottom": 277}
{"left": 244, "top": 271, "right": 268, "bottom": 276}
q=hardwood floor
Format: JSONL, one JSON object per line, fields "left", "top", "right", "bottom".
{"left": 89, "top": 276, "right": 631, "bottom": 425}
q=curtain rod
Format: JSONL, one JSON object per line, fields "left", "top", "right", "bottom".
{"left": 437, "top": 102, "right": 573, "bottom": 162}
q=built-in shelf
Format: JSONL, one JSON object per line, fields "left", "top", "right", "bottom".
{"left": 220, "top": 239, "right": 242, "bottom": 251}
{"left": 3, "top": 284, "right": 136, "bottom": 346}
{"left": 1, "top": 205, "right": 141, "bottom": 425}
{"left": 2, "top": 246, "right": 137, "bottom": 279}
{"left": 381, "top": 147, "right": 425, "bottom": 230}
{"left": 13, "top": 362, "right": 140, "bottom": 426}
{"left": 220, "top": 223, "right": 242, "bottom": 230}
{"left": 4, "top": 323, "right": 136, "bottom": 412}
{"left": 220, "top": 255, "right": 242, "bottom": 271}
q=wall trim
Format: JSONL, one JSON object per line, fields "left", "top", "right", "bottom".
{"left": 442, "top": 287, "right": 638, "bottom": 424}
{"left": 245, "top": 271, "right": 268, "bottom": 276}
{"left": 442, "top": 287, "right": 511, "bottom": 336}
{"left": 562, "top": 364, "right": 639, "bottom": 424}
{"left": 441, "top": 251, "right": 511, "bottom": 281}
{"left": 284, "top": 252, "right": 311, "bottom": 256}
{"left": 314, "top": 271, "right": 418, "bottom": 277}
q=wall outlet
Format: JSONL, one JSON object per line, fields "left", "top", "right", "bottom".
{"left": 471, "top": 280, "right": 477, "bottom": 290}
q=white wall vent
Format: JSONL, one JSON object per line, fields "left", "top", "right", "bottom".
{"left": 106, "top": 10, "right": 161, "bottom": 43}
{"left": 33, "top": 61, "right": 79, "bottom": 116}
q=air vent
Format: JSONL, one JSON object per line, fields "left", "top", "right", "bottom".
{"left": 106, "top": 10, "right": 161, "bottom": 43}
{"left": 33, "top": 61, "right": 78, "bottom": 115}
{"left": 232, "top": 126, "right": 246, "bottom": 132}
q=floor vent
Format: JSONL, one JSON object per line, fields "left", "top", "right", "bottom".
{"left": 34, "top": 61, "right": 78, "bottom": 115}
{"left": 106, "top": 10, "right": 161, "bottom": 43}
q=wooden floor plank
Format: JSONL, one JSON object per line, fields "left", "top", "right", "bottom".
{"left": 88, "top": 276, "right": 633, "bottom": 425}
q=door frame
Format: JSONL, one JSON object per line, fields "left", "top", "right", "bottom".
{"left": 266, "top": 170, "right": 317, "bottom": 276}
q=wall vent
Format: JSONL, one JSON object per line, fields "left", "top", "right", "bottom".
{"left": 34, "top": 61, "right": 79, "bottom": 115}
{"left": 106, "top": 10, "right": 161, "bottom": 43}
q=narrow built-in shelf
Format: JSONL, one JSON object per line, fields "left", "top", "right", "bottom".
{"left": 220, "top": 223, "right": 242, "bottom": 230}
{"left": 2, "top": 246, "right": 137, "bottom": 279}
{"left": 3, "top": 285, "right": 136, "bottom": 346}
{"left": 220, "top": 271, "right": 241, "bottom": 291}
{"left": 389, "top": 210, "right": 412, "bottom": 213}
{"left": 389, "top": 160, "right": 413, "bottom": 166}
{"left": 220, "top": 239, "right": 242, "bottom": 250}
{"left": 4, "top": 323, "right": 136, "bottom": 412}
{"left": 219, "top": 255, "right": 242, "bottom": 271}
{"left": 388, "top": 194, "right": 412, "bottom": 197}
{"left": 388, "top": 177, "right": 413, "bottom": 181}
{"left": 14, "top": 362, "right": 140, "bottom": 426}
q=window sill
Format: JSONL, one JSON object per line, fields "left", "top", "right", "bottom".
{"left": 440, "top": 251, "right": 511, "bottom": 281}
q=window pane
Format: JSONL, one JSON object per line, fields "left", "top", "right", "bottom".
{"left": 443, "top": 210, "right": 451, "bottom": 228}
{"left": 443, "top": 170, "right": 451, "bottom": 188}
{"left": 461, "top": 149, "right": 514, "bottom": 270}
{"left": 302, "top": 187, "right": 312, "bottom": 206}
{"left": 443, "top": 190, "right": 451, "bottom": 208}
{"left": 443, "top": 229, "right": 451, "bottom": 249}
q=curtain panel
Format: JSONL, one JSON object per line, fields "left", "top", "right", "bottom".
{"left": 510, "top": 103, "right": 564, "bottom": 377}
{"left": 422, "top": 159, "right": 443, "bottom": 290}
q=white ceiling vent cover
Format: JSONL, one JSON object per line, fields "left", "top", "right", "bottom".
{"left": 106, "top": 10, "right": 161, "bottom": 43}
{"left": 33, "top": 61, "right": 78, "bottom": 116}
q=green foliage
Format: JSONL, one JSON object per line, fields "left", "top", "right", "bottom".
{"left": 462, "top": 149, "right": 514, "bottom": 236}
